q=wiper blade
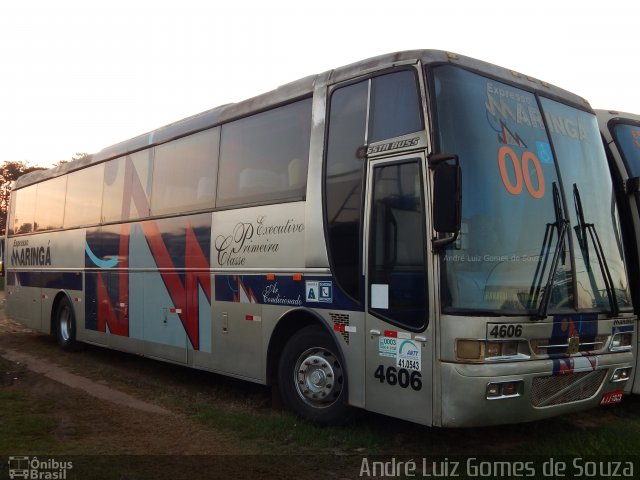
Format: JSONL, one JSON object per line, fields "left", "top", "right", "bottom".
{"left": 573, "top": 184, "right": 620, "bottom": 317}
{"left": 536, "top": 219, "right": 569, "bottom": 320}
{"left": 530, "top": 182, "right": 569, "bottom": 320}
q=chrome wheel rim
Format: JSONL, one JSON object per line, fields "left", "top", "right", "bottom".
{"left": 294, "top": 347, "right": 343, "bottom": 408}
{"left": 59, "top": 306, "right": 71, "bottom": 342}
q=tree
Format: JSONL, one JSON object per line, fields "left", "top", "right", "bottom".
{"left": 53, "top": 153, "right": 89, "bottom": 168}
{"left": 0, "top": 161, "right": 47, "bottom": 235}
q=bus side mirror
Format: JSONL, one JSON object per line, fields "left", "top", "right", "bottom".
{"left": 429, "top": 153, "right": 461, "bottom": 250}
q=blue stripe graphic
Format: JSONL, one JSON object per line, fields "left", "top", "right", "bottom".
{"left": 85, "top": 242, "right": 119, "bottom": 269}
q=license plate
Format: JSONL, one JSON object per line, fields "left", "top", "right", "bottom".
{"left": 600, "top": 389, "right": 624, "bottom": 405}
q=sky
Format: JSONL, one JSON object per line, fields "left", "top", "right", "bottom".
{"left": 1, "top": 0, "right": 638, "bottom": 168}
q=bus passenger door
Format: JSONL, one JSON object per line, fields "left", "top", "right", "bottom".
{"left": 364, "top": 156, "right": 433, "bottom": 425}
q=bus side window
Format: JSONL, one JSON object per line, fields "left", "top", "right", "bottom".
{"left": 369, "top": 70, "right": 423, "bottom": 143}
{"left": 34, "top": 176, "right": 66, "bottom": 232}
{"left": 64, "top": 164, "right": 104, "bottom": 228}
{"left": 151, "top": 127, "right": 220, "bottom": 216}
{"left": 325, "top": 81, "right": 369, "bottom": 302}
{"left": 10, "top": 186, "right": 37, "bottom": 235}
{"left": 217, "top": 99, "right": 312, "bottom": 207}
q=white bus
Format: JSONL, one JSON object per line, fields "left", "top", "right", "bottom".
{"left": 597, "top": 109, "right": 640, "bottom": 394}
{"left": 5, "top": 50, "right": 634, "bottom": 427}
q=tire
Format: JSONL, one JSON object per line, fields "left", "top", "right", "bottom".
{"left": 278, "top": 325, "right": 350, "bottom": 424}
{"left": 55, "top": 297, "right": 79, "bottom": 351}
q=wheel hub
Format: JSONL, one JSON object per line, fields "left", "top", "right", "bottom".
{"left": 294, "top": 349, "right": 343, "bottom": 407}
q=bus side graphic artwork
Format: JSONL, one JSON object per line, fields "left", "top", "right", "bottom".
{"left": 84, "top": 216, "right": 211, "bottom": 350}
{"left": 4, "top": 51, "right": 635, "bottom": 427}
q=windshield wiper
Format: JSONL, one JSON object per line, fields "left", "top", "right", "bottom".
{"left": 530, "top": 182, "right": 569, "bottom": 320}
{"left": 573, "top": 184, "right": 620, "bottom": 317}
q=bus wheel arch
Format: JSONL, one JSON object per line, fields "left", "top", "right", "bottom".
{"left": 51, "top": 292, "right": 79, "bottom": 351}
{"left": 268, "top": 310, "right": 351, "bottom": 424}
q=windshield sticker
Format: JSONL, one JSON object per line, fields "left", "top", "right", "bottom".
{"left": 536, "top": 141, "right": 554, "bottom": 164}
{"left": 497, "top": 146, "right": 545, "bottom": 199}
{"left": 633, "top": 130, "right": 640, "bottom": 149}
{"left": 486, "top": 83, "right": 546, "bottom": 200}
{"left": 545, "top": 112, "right": 588, "bottom": 140}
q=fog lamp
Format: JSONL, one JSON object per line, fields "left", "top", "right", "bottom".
{"left": 486, "top": 380, "right": 523, "bottom": 400}
{"left": 501, "top": 382, "right": 518, "bottom": 396}
{"left": 611, "top": 367, "right": 632, "bottom": 382}
{"left": 486, "top": 383, "right": 501, "bottom": 398}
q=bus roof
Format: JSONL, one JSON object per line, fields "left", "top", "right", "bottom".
{"left": 14, "top": 49, "right": 591, "bottom": 190}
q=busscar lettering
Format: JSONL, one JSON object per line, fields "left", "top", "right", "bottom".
{"left": 367, "top": 137, "right": 420, "bottom": 155}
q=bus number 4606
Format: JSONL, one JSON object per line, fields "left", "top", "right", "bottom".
{"left": 374, "top": 365, "right": 422, "bottom": 391}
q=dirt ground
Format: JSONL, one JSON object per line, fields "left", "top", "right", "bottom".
{"left": 0, "top": 306, "right": 246, "bottom": 457}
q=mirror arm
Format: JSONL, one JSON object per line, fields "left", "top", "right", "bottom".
{"left": 428, "top": 152, "right": 458, "bottom": 166}
{"left": 432, "top": 231, "right": 459, "bottom": 251}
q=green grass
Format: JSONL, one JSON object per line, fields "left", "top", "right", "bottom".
{"left": 0, "top": 390, "right": 57, "bottom": 453}
{"left": 191, "top": 395, "right": 640, "bottom": 457}
{"left": 193, "top": 401, "right": 383, "bottom": 454}
{"left": 3, "top": 337, "right": 640, "bottom": 464}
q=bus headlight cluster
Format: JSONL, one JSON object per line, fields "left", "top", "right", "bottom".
{"left": 610, "top": 332, "right": 633, "bottom": 351}
{"left": 456, "top": 339, "right": 523, "bottom": 362}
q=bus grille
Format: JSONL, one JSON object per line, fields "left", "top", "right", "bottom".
{"left": 531, "top": 370, "right": 607, "bottom": 407}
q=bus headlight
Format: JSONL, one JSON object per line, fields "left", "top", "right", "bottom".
{"left": 456, "top": 339, "right": 524, "bottom": 361}
{"left": 610, "top": 332, "right": 633, "bottom": 351}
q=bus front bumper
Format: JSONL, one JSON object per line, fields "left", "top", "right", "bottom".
{"left": 438, "top": 352, "right": 632, "bottom": 427}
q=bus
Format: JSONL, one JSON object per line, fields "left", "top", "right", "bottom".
{"left": 4, "top": 50, "right": 634, "bottom": 427}
{"left": 597, "top": 109, "right": 640, "bottom": 394}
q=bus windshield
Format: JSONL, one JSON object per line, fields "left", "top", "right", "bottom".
{"left": 432, "top": 65, "right": 631, "bottom": 314}
{"left": 612, "top": 122, "right": 640, "bottom": 177}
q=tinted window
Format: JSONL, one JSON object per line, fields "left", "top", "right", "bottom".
{"left": 218, "top": 99, "right": 312, "bottom": 207}
{"left": 324, "top": 69, "right": 423, "bottom": 302}
{"left": 102, "top": 150, "right": 152, "bottom": 222}
{"left": 325, "top": 81, "right": 368, "bottom": 300}
{"left": 34, "top": 176, "right": 67, "bottom": 231}
{"left": 151, "top": 128, "right": 219, "bottom": 215}
{"left": 11, "top": 185, "right": 37, "bottom": 235}
{"left": 613, "top": 123, "right": 640, "bottom": 177}
{"left": 433, "top": 65, "right": 572, "bottom": 312}
{"left": 64, "top": 164, "right": 104, "bottom": 227}
{"left": 369, "top": 70, "right": 423, "bottom": 143}
{"left": 541, "top": 99, "right": 630, "bottom": 310}
{"left": 102, "top": 156, "right": 127, "bottom": 223}
{"left": 369, "top": 161, "right": 427, "bottom": 329}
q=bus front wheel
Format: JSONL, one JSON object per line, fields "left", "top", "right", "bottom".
{"left": 56, "top": 297, "right": 78, "bottom": 351}
{"left": 277, "top": 325, "right": 350, "bottom": 424}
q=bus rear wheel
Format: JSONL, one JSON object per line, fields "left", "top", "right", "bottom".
{"left": 278, "top": 325, "right": 350, "bottom": 424}
{"left": 56, "top": 297, "right": 79, "bottom": 351}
